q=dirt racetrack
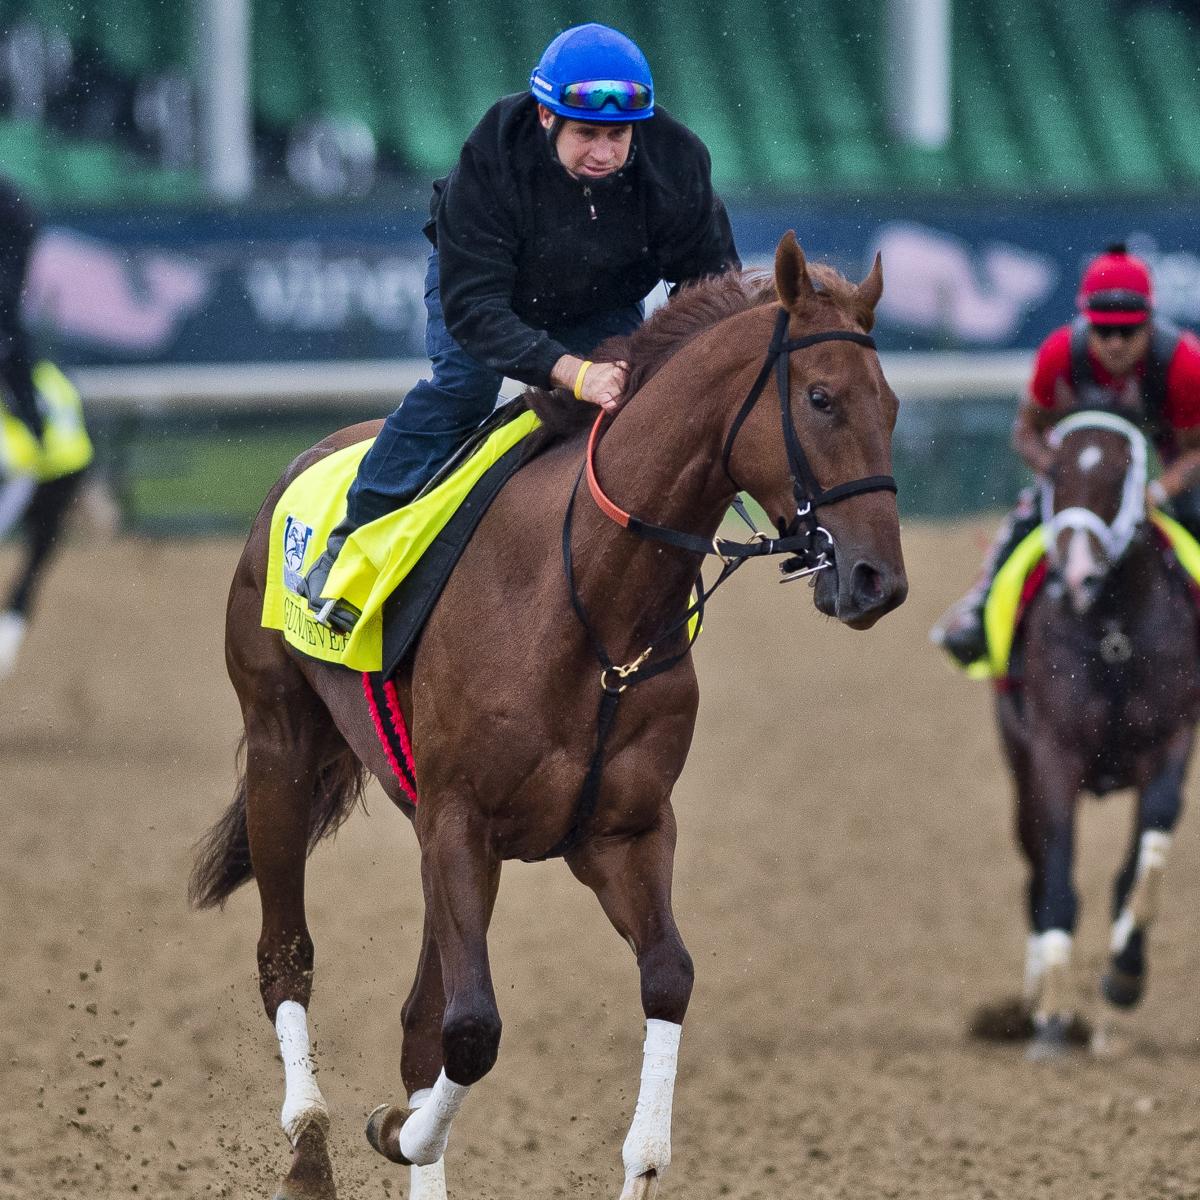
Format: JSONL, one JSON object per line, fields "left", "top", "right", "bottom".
{"left": 3, "top": 522, "right": 1200, "bottom": 1200}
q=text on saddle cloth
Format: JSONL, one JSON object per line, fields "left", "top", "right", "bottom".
{"left": 956, "top": 511, "right": 1200, "bottom": 682}
{"left": 261, "top": 408, "right": 542, "bottom": 673}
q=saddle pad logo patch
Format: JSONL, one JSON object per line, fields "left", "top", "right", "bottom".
{"left": 282, "top": 515, "right": 313, "bottom": 593}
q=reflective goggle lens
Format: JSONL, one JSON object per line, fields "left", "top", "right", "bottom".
{"left": 559, "top": 79, "right": 652, "bottom": 113}
{"left": 1091, "top": 323, "right": 1146, "bottom": 341}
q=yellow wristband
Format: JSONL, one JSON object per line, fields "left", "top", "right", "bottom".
{"left": 573, "top": 360, "right": 594, "bottom": 401}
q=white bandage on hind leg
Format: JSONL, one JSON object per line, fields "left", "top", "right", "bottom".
{"left": 275, "top": 1000, "right": 329, "bottom": 1143}
{"left": 398, "top": 1069, "right": 469, "bottom": 1166}
{"left": 1138, "top": 830, "right": 1171, "bottom": 872}
{"left": 1111, "top": 830, "right": 1172, "bottom": 951}
{"left": 622, "top": 1019, "right": 682, "bottom": 1182}
{"left": 1036, "top": 929, "right": 1072, "bottom": 968}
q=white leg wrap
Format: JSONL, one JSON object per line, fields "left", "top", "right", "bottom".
{"left": 0, "top": 610, "right": 28, "bottom": 680}
{"left": 1036, "top": 929, "right": 1072, "bottom": 969}
{"left": 1140, "top": 829, "right": 1172, "bottom": 871}
{"left": 621, "top": 1019, "right": 681, "bottom": 1185}
{"left": 1111, "top": 830, "right": 1172, "bottom": 952}
{"left": 409, "top": 1158, "right": 448, "bottom": 1200}
{"left": 406, "top": 1088, "right": 448, "bottom": 1199}
{"left": 399, "top": 1070, "right": 469, "bottom": 1167}
{"left": 275, "top": 1001, "right": 329, "bottom": 1144}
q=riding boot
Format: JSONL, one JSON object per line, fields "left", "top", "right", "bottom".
{"left": 298, "top": 518, "right": 361, "bottom": 633}
{"left": 931, "top": 490, "right": 1040, "bottom": 667}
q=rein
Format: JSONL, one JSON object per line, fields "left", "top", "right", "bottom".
{"left": 529, "top": 307, "right": 897, "bottom": 861}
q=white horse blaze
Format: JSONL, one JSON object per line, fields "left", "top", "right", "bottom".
{"left": 1063, "top": 527, "right": 1099, "bottom": 597}
{"left": 621, "top": 1019, "right": 682, "bottom": 1190}
{"left": 275, "top": 1001, "right": 329, "bottom": 1143}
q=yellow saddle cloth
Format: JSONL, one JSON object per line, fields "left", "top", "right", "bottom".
{"left": 261, "top": 409, "right": 541, "bottom": 672}
{"left": 966, "top": 510, "right": 1200, "bottom": 680}
{"left": 0, "top": 362, "right": 94, "bottom": 482}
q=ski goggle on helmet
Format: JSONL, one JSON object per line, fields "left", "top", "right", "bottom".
{"left": 530, "top": 23, "right": 655, "bottom": 123}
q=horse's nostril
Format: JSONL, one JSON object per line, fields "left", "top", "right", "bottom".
{"left": 851, "top": 562, "right": 885, "bottom": 605}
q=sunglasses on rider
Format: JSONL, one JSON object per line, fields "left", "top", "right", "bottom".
{"left": 559, "top": 79, "right": 652, "bottom": 114}
{"left": 1090, "top": 323, "right": 1147, "bottom": 341}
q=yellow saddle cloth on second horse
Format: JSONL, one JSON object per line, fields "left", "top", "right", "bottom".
{"left": 261, "top": 408, "right": 542, "bottom": 673}
{"left": 967, "top": 509, "right": 1200, "bottom": 680}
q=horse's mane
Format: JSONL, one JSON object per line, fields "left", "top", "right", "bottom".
{"left": 521, "top": 263, "right": 869, "bottom": 450}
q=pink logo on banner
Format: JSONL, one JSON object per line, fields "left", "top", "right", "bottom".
{"left": 25, "top": 230, "right": 211, "bottom": 354}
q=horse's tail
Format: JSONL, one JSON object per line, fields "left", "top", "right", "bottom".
{"left": 188, "top": 734, "right": 368, "bottom": 909}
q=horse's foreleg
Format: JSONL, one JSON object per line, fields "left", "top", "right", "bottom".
{"left": 1018, "top": 741, "right": 1082, "bottom": 1057}
{"left": 1104, "top": 728, "right": 1192, "bottom": 1010}
{"left": 368, "top": 812, "right": 501, "bottom": 1171}
{"left": 568, "top": 811, "right": 693, "bottom": 1199}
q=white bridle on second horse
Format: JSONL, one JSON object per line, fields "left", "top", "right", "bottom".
{"left": 1041, "top": 411, "right": 1149, "bottom": 613}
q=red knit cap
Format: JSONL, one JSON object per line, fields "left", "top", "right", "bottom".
{"left": 1077, "top": 244, "right": 1153, "bottom": 326}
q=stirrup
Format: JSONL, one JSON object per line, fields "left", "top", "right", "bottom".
{"left": 313, "top": 596, "right": 361, "bottom": 634}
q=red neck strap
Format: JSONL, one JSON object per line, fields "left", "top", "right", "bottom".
{"left": 585, "top": 413, "right": 631, "bottom": 528}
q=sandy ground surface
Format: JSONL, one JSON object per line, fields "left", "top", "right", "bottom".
{"left": 2, "top": 522, "right": 1200, "bottom": 1200}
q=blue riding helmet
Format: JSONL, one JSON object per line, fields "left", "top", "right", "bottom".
{"left": 529, "top": 23, "right": 655, "bottom": 123}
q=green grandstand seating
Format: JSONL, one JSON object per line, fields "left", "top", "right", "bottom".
{"left": 1125, "top": 6, "right": 1200, "bottom": 182}
{"left": 0, "top": 119, "right": 51, "bottom": 194}
{"left": 7, "top": 0, "right": 1200, "bottom": 202}
{"left": 1043, "top": 2, "right": 1169, "bottom": 190}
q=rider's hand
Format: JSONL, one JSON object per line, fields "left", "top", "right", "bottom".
{"left": 578, "top": 361, "right": 629, "bottom": 415}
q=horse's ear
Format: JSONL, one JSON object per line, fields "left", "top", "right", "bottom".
{"left": 857, "top": 252, "right": 884, "bottom": 313}
{"left": 775, "top": 230, "right": 816, "bottom": 309}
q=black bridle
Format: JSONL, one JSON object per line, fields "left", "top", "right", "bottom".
{"left": 529, "top": 306, "right": 898, "bottom": 862}
{"left": 584, "top": 305, "right": 896, "bottom": 579}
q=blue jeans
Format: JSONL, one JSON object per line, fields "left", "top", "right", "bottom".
{"left": 346, "top": 248, "right": 644, "bottom": 526}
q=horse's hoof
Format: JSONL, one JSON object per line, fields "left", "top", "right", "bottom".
{"left": 1026, "top": 1013, "right": 1072, "bottom": 1062}
{"left": 273, "top": 1122, "right": 337, "bottom": 1200}
{"left": 1102, "top": 967, "right": 1145, "bottom": 1009}
{"left": 1104, "top": 929, "right": 1147, "bottom": 1009}
{"left": 619, "top": 1170, "right": 660, "bottom": 1200}
{"left": 365, "top": 1103, "right": 414, "bottom": 1165}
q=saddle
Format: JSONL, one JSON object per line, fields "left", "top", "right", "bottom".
{"left": 261, "top": 402, "right": 542, "bottom": 673}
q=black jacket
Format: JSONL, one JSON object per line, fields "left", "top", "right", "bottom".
{"left": 0, "top": 177, "right": 41, "bottom": 439}
{"left": 425, "top": 94, "right": 740, "bottom": 386}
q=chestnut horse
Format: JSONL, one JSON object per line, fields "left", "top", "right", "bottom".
{"left": 996, "top": 411, "right": 1200, "bottom": 1057}
{"left": 190, "top": 234, "right": 907, "bottom": 1200}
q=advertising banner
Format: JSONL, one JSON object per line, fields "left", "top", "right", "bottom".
{"left": 27, "top": 201, "right": 1200, "bottom": 366}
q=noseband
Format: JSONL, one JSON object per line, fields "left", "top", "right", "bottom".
{"left": 585, "top": 305, "right": 898, "bottom": 579}
{"left": 1042, "top": 411, "right": 1147, "bottom": 566}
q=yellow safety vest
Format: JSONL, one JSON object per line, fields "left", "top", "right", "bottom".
{"left": 0, "top": 362, "right": 94, "bottom": 483}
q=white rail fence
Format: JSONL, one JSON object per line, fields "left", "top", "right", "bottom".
{"left": 71, "top": 351, "right": 1032, "bottom": 411}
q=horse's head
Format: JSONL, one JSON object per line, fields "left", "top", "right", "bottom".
{"left": 1044, "top": 411, "right": 1148, "bottom": 614}
{"left": 726, "top": 232, "right": 907, "bottom": 629}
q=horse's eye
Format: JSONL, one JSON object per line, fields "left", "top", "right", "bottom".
{"left": 808, "top": 387, "right": 833, "bottom": 413}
